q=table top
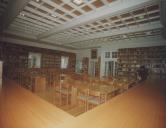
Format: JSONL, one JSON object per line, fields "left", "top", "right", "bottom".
{"left": 72, "top": 80, "right": 119, "bottom": 94}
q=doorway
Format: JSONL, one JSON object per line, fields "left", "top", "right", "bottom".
{"left": 90, "top": 60, "right": 97, "bottom": 77}
{"left": 104, "top": 61, "right": 117, "bottom": 77}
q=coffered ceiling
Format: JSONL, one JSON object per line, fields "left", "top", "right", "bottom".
{"left": 0, "top": 0, "right": 165, "bottom": 49}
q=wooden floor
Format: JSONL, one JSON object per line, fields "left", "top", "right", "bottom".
{"left": 0, "top": 80, "right": 74, "bottom": 128}
{"left": 35, "top": 87, "right": 90, "bottom": 116}
{"left": 0, "top": 75, "right": 166, "bottom": 128}
{"left": 57, "top": 75, "right": 166, "bottom": 128}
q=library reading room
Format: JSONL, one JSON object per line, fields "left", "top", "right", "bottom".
{"left": 0, "top": 0, "right": 166, "bottom": 128}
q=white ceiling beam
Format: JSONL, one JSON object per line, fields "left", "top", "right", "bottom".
{"left": 17, "top": 15, "right": 52, "bottom": 28}
{"left": 8, "top": 26, "right": 40, "bottom": 36}
{"left": 14, "top": 19, "right": 49, "bottom": 31}
{"left": 38, "top": 0, "right": 161, "bottom": 39}
{"left": 0, "top": 0, "right": 31, "bottom": 31}
{"left": 68, "top": 21, "right": 162, "bottom": 44}
{"left": 4, "top": 29, "right": 37, "bottom": 39}
{"left": 9, "top": 24, "right": 44, "bottom": 34}
{"left": 12, "top": 21, "right": 46, "bottom": 31}
{"left": 0, "top": 34, "right": 76, "bottom": 52}
{"left": 41, "top": 38, "right": 78, "bottom": 49}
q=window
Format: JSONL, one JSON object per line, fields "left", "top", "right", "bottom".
{"left": 91, "top": 49, "right": 97, "bottom": 59}
{"left": 112, "top": 52, "right": 118, "bottom": 58}
{"left": 61, "top": 56, "right": 69, "bottom": 69}
{"left": 104, "top": 61, "right": 118, "bottom": 77}
{"left": 28, "top": 52, "right": 41, "bottom": 68}
{"left": 105, "top": 52, "right": 110, "bottom": 58}
{"left": 76, "top": 60, "right": 82, "bottom": 73}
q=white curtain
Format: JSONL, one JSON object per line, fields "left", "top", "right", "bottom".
{"left": 28, "top": 52, "right": 41, "bottom": 68}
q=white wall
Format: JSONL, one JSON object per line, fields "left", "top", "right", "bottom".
{"left": 76, "top": 48, "right": 101, "bottom": 74}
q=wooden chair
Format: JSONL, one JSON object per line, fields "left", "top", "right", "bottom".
{"left": 87, "top": 89, "right": 106, "bottom": 110}
{"left": 77, "top": 87, "right": 89, "bottom": 112}
{"left": 32, "top": 76, "right": 46, "bottom": 93}
{"left": 55, "top": 74, "right": 71, "bottom": 105}
{"left": 52, "top": 73, "right": 59, "bottom": 88}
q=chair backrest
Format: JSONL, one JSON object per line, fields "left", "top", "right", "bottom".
{"left": 89, "top": 89, "right": 101, "bottom": 97}
{"left": 77, "top": 87, "right": 89, "bottom": 96}
{"left": 60, "top": 74, "right": 67, "bottom": 81}
{"left": 60, "top": 74, "right": 72, "bottom": 90}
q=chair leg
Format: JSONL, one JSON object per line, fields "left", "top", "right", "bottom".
{"left": 86, "top": 101, "right": 89, "bottom": 111}
{"left": 60, "top": 93, "right": 62, "bottom": 106}
{"left": 67, "top": 94, "right": 69, "bottom": 105}
{"left": 105, "top": 94, "right": 107, "bottom": 102}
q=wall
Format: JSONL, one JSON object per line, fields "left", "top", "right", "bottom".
{"left": 76, "top": 48, "right": 101, "bottom": 75}
{"left": 76, "top": 48, "right": 101, "bottom": 61}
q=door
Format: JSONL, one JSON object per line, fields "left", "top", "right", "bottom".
{"left": 90, "top": 61, "right": 97, "bottom": 77}
{"left": 104, "top": 61, "right": 114, "bottom": 77}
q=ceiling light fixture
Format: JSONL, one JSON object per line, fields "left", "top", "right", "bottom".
{"left": 122, "top": 35, "right": 127, "bottom": 38}
{"left": 51, "top": 13, "right": 57, "bottom": 18}
{"left": 36, "top": 0, "right": 40, "bottom": 2}
{"left": 138, "top": 15, "right": 144, "bottom": 19}
{"left": 146, "top": 31, "right": 151, "bottom": 35}
{"left": 20, "top": 12, "right": 25, "bottom": 16}
{"left": 72, "top": 0, "right": 83, "bottom": 5}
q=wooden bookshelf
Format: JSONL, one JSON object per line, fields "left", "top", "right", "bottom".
{"left": 95, "top": 57, "right": 101, "bottom": 77}
{"left": 32, "top": 76, "right": 46, "bottom": 92}
{"left": 0, "top": 61, "right": 2, "bottom": 88}
{"left": 0, "top": 42, "right": 76, "bottom": 78}
{"left": 68, "top": 56, "right": 76, "bottom": 72}
{"left": 117, "top": 46, "right": 166, "bottom": 78}
{"left": 82, "top": 57, "right": 89, "bottom": 74}
{"left": 0, "top": 45, "right": 2, "bottom": 60}
{"left": 42, "top": 54, "right": 61, "bottom": 68}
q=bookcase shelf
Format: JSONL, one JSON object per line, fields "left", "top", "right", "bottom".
{"left": 0, "top": 42, "right": 76, "bottom": 78}
{"left": 42, "top": 54, "right": 61, "bottom": 68}
{"left": 118, "top": 46, "right": 166, "bottom": 78}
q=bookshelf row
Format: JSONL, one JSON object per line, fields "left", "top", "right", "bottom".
{"left": 117, "top": 46, "right": 166, "bottom": 78}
